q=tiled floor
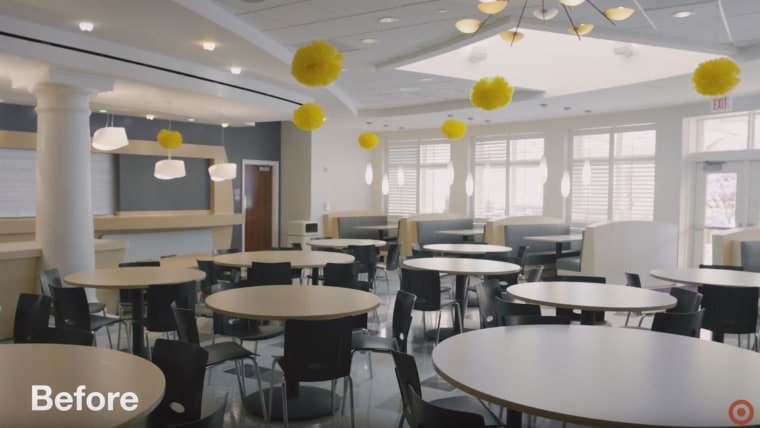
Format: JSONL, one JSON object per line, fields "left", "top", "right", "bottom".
{"left": 103, "top": 273, "right": 749, "bottom": 428}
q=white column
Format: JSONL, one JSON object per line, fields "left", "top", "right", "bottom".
{"left": 16, "top": 69, "right": 113, "bottom": 300}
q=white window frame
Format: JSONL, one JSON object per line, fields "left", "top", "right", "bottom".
{"left": 385, "top": 139, "right": 451, "bottom": 216}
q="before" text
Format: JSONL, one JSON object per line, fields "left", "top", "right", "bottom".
{"left": 31, "top": 385, "right": 139, "bottom": 412}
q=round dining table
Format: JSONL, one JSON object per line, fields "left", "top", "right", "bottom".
{"left": 402, "top": 257, "right": 520, "bottom": 337}
{"left": 305, "top": 238, "right": 386, "bottom": 249}
{"left": 651, "top": 267, "right": 760, "bottom": 287}
{"left": 205, "top": 285, "right": 380, "bottom": 421}
{"left": 212, "top": 250, "right": 354, "bottom": 285}
{"left": 423, "top": 243, "right": 512, "bottom": 255}
{"left": 433, "top": 325, "right": 760, "bottom": 428}
{"left": 506, "top": 282, "right": 676, "bottom": 325}
{"left": 64, "top": 266, "right": 206, "bottom": 357}
{"left": 0, "top": 343, "right": 165, "bottom": 427}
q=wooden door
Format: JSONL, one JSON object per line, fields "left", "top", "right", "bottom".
{"left": 244, "top": 164, "right": 273, "bottom": 251}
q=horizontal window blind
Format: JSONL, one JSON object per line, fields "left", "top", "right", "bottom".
{"left": 387, "top": 145, "right": 418, "bottom": 216}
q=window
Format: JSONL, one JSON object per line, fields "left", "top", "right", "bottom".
{"left": 696, "top": 111, "right": 760, "bottom": 152}
{"left": 473, "top": 136, "right": 544, "bottom": 219}
{"left": 386, "top": 140, "right": 450, "bottom": 216}
{"left": 570, "top": 126, "right": 655, "bottom": 224}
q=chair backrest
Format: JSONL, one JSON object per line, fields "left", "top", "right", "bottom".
{"left": 49, "top": 286, "right": 92, "bottom": 331}
{"left": 700, "top": 285, "right": 759, "bottom": 335}
{"left": 167, "top": 392, "right": 228, "bottom": 428}
{"left": 501, "top": 315, "right": 571, "bottom": 326}
{"left": 410, "top": 243, "right": 433, "bottom": 259}
{"left": 282, "top": 317, "right": 353, "bottom": 382}
{"left": 400, "top": 268, "right": 442, "bottom": 311}
{"left": 550, "top": 275, "right": 607, "bottom": 283}
{"left": 212, "top": 248, "right": 240, "bottom": 256}
{"left": 514, "top": 245, "right": 529, "bottom": 268}
{"left": 391, "top": 350, "right": 423, "bottom": 428}
{"left": 392, "top": 290, "right": 417, "bottom": 353}
{"left": 38, "top": 268, "right": 62, "bottom": 298}
{"left": 668, "top": 287, "right": 703, "bottom": 313}
{"left": 14, "top": 293, "right": 52, "bottom": 343}
{"left": 475, "top": 279, "right": 502, "bottom": 328}
{"left": 249, "top": 261, "right": 292, "bottom": 285}
{"left": 651, "top": 309, "right": 705, "bottom": 338}
{"left": 624, "top": 272, "right": 642, "bottom": 288}
{"left": 119, "top": 261, "right": 160, "bottom": 303}
{"left": 525, "top": 265, "right": 543, "bottom": 282}
{"left": 493, "top": 296, "right": 541, "bottom": 326}
{"left": 210, "top": 282, "right": 264, "bottom": 338}
{"left": 172, "top": 305, "right": 201, "bottom": 346}
{"left": 32, "top": 326, "right": 94, "bottom": 346}
{"left": 740, "top": 241, "right": 760, "bottom": 273}
{"left": 323, "top": 262, "right": 359, "bottom": 287}
{"left": 347, "top": 245, "right": 378, "bottom": 284}
{"left": 407, "top": 385, "right": 485, "bottom": 428}
{"left": 384, "top": 243, "right": 401, "bottom": 271}
{"left": 195, "top": 260, "right": 218, "bottom": 297}
{"left": 145, "top": 281, "right": 196, "bottom": 333}
{"left": 699, "top": 264, "right": 744, "bottom": 271}
{"left": 148, "top": 339, "right": 209, "bottom": 427}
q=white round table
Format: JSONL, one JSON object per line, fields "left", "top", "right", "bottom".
{"left": 651, "top": 267, "right": 760, "bottom": 287}
{"left": 0, "top": 344, "right": 164, "bottom": 427}
{"left": 423, "top": 243, "right": 512, "bottom": 255}
{"left": 433, "top": 325, "right": 760, "bottom": 427}
{"left": 506, "top": 282, "right": 676, "bottom": 325}
{"left": 305, "top": 238, "right": 386, "bottom": 249}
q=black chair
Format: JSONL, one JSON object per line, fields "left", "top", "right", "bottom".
{"left": 351, "top": 290, "right": 416, "bottom": 378}
{"left": 323, "top": 262, "right": 370, "bottom": 331}
{"left": 117, "top": 260, "right": 160, "bottom": 347}
{"left": 400, "top": 267, "right": 462, "bottom": 344}
{"left": 211, "top": 248, "right": 243, "bottom": 283}
{"left": 525, "top": 265, "right": 544, "bottom": 282}
{"left": 407, "top": 386, "right": 488, "bottom": 428}
{"left": 271, "top": 246, "right": 305, "bottom": 283}
{"left": 172, "top": 305, "right": 268, "bottom": 420}
{"left": 39, "top": 267, "right": 106, "bottom": 316}
{"left": 13, "top": 293, "right": 52, "bottom": 343}
{"left": 624, "top": 272, "right": 643, "bottom": 327}
{"left": 636, "top": 287, "right": 703, "bottom": 328}
{"left": 493, "top": 296, "right": 541, "bottom": 327}
{"left": 501, "top": 315, "right": 571, "bottom": 326}
{"left": 651, "top": 309, "right": 705, "bottom": 338}
{"left": 210, "top": 282, "right": 284, "bottom": 354}
{"left": 376, "top": 243, "right": 401, "bottom": 296}
{"left": 347, "top": 245, "right": 379, "bottom": 292}
{"left": 485, "top": 245, "right": 529, "bottom": 289}
{"left": 701, "top": 284, "right": 759, "bottom": 347}
{"left": 49, "top": 285, "right": 128, "bottom": 349}
{"left": 475, "top": 279, "right": 502, "bottom": 328}
{"left": 196, "top": 260, "right": 219, "bottom": 299}
{"left": 546, "top": 275, "right": 607, "bottom": 323}
{"left": 740, "top": 241, "right": 760, "bottom": 272}
{"left": 270, "top": 317, "right": 355, "bottom": 427}
{"left": 147, "top": 339, "right": 209, "bottom": 428}
{"left": 144, "top": 281, "right": 196, "bottom": 358}
{"left": 166, "top": 392, "right": 228, "bottom": 428}
{"left": 32, "top": 326, "right": 94, "bottom": 346}
{"left": 391, "top": 351, "right": 502, "bottom": 428}
{"left": 249, "top": 261, "right": 293, "bottom": 285}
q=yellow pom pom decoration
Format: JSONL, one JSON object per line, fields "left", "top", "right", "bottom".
{"left": 358, "top": 132, "right": 379, "bottom": 150}
{"left": 441, "top": 119, "right": 467, "bottom": 140}
{"left": 470, "top": 76, "right": 514, "bottom": 111}
{"left": 157, "top": 129, "right": 183, "bottom": 149}
{"left": 293, "top": 103, "right": 325, "bottom": 131}
{"left": 291, "top": 40, "right": 344, "bottom": 87}
{"left": 692, "top": 57, "right": 741, "bottom": 97}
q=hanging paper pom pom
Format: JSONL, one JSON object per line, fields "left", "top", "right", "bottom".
{"left": 441, "top": 119, "right": 467, "bottom": 140}
{"left": 692, "top": 57, "right": 741, "bottom": 97}
{"left": 157, "top": 129, "right": 183, "bottom": 149}
{"left": 358, "top": 132, "right": 379, "bottom": 150}
{"left": 291, "top": 40, "right": 344, "bottom": 87}
{"left": 293, "top": 103, "right": 325, "bottom": 131}
{"left": 470, "top": 76, "right": 514, "bottom": 111}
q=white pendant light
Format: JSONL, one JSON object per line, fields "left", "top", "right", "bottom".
{"left": 208, "top": 123, "right": 237, "bottom": 182}
{"left": 365, "top": 162, "right": 374, "bottom": 185}
{"left": 397, "top": 166, "right": 405, "bottom": 187}
{"left": 533, "top": 7, "right": 559, "bottom": 20}
{"left": 538, "top": 156, "right": 548, "bottom": 184}
{"left": 560, "top": 170, "right": 571, "bottom": 198}
{"left": 582, "top": 159, "right": 592, "bottom": 186}
{"left": 559, "top": 0, "right": 585, "bottom": 6}
{"left": 477, "top": 0, "right": 507, "bottom": 14}
{"left": 465, "top": 173, "right": 475, "bottom": 197}
{"left": 446, "top": 161, "right": 455, "bottom": 186}
{"left": 92, "top": 114, "right": 129, "bottom": 151}
{"left": 154, "top": 159, "right": 186, "bottom": 180}
{"left": 381, "top": 174, "right": 390, "bottom": 195}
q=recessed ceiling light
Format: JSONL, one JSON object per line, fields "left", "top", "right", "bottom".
{"left": 378, "top": 17, "right": 398, "bottom": 24}
{"left": 245, "top": 122, "right": 257, "bottom": 127}
{"left": 438, "top": 9, "right": 448, "bottom": 13}
{"left": 202, "top": 42, "right": 216, "bottom": 51}
{"left": 230, "top": 66, "right": 242, "bottom": 75}
{"left": 145, "top": 114, "right": 155, "bottom": 120}
{"left": 78, "top": 21, "right": 94, "bottom": 32}
{"left": 221, "top": 122, "right": 229, "bottom": 128}
{"left": 99, "top": 109, "right": 107, "bottom": 113}
{"left": 361, "top": 38, "right": 378, "bottom": 44}
{"left": 399, "top": 87, "right": 419, "bottom": 92}
{"left": 419, "top": 77, "right": 434, "bottom": 82}
{"left": 672, "top": 10, "right": 695, "bottom": 18}
{"left": 188, "top": 118, "right": 195, "bottom": 122}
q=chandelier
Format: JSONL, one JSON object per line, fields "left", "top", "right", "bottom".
{"left": 455, "top": 0, "right": 635, "bottom": 43}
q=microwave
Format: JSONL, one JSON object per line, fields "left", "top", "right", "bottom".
{"left": 287, "top": 220, "right": 319, "bottom": 235}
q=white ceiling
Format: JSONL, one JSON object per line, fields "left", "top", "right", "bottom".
{"left": 0, "top": 0, "right": 759, "bottom": 130}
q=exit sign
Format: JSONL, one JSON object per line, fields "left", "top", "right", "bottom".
{"left": 711, "top": 96, "right": 732, "bottom": 113}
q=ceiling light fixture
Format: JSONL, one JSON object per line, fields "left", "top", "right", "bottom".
{"left": 229, "top": 66, "right": 242, "bottom": 75}
{"left": 188, "top": 118, "right": 195, "bottom": 122}
{"left": 533, "top": 7, "right": 559, "bottom": 20}
{"left": 208, "top": 124, "right": 237, "bottom": 182}
{"left": 455, "top": 18, "right": 482, "bottom": 34}
{"left": 364, "top": 163, "right": 374, "bottom": 185}
{"left": 478, "top": 0, "right": 507, "bottom": 15}
{"left": 672, "top": 10, "right": 695, "bottom": 18}
{"left": 78, "top": 22, "right": 94, "bottom": 32}
{"left": 145, "top": 114, "right": 155, "bottom": 120}
{"left": 202, "top": 42, "right": 216, "bottom": 51}
{"left": 559, "top": 0, "right": 585, "bottom": 6}
{"left": 604, "top": 6, "right": 634, "bottom": 21}
{"left": 91, "top": 114, "right": 129, "bottom": 151}
{"left": 361, "top": 38, "right": 379, "bottom": 44}
{"left": 378, "top": 17, "right": 399, "bottom": 23}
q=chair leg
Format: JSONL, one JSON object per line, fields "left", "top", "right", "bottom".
{"left": 625, "top": 312, "right": 631, "bottom": 327}
{"left": 104, "top": 325, "right": 114, "bottom": 349}
{"left": 435, "top": 310, "right": 442, "bottom": 345}
{"left": 368, "top": 351, "right": 374, "bottom": 378}
{"left": 268, "top": 360, "right": 277, "bottom": 420}
{"left": 247, "top": 356, "right": 268, "bottom": 421}
{"left": 281, "top": 377, "right": 289, "bottom": 428}
{"left": 348, "top": 376, "right": 355, "bottom": 428}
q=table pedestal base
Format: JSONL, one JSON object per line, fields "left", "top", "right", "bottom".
{"left": 243, "top": 386, "right": 340, "bottom": 421}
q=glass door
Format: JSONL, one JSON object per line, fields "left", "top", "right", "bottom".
{"left": 691, "top": 160, "right": 760, "bottom": 265}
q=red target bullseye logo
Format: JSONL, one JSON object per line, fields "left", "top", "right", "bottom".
{"left": 729, "top": 400, "right": 754, "bottom": 425}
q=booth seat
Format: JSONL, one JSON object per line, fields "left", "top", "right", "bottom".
{"left": 711, "top": 227, "right": 760, "bottom": 267}
{"left": 556, "top": 220, "right": 678, "bottom": 286}
{"left": 398, "top": 213, "right": 468, "bottom": 257}
{"left": 322, "top": 211, "right": 383, "bottom": 239}
{"left": 335, "top": 215, "right": 389, "bottom": 239}
{"left": 485, "top": 216, "right": 573, "bottom": 265}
